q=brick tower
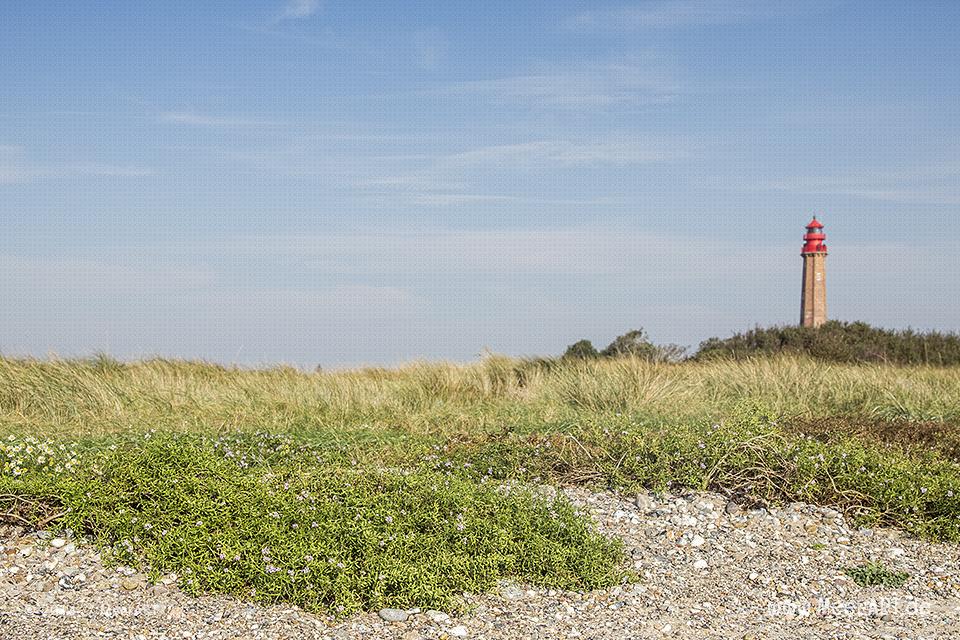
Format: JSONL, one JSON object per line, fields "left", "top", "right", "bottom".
{"left": 800, "top": 216, "right": 828, "bottom": 327}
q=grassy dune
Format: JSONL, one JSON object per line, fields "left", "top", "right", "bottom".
{"left": 2, "top": 354, "right": 960, "bottom": 439}
{"left": 2, "top": 354, "right": 959, "bottom": 613}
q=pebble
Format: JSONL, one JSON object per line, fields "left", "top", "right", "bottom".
{"left": 634, "top": 495, "right": 654, "bottom": 512}
{"left": 499, "top": 584, "right": 524, "bottom": 600}
{"left": 57, "top": 576, "right": 77, "bottom": 590}
{"left": 121, "top": 578, "right": 141, "bottom": 591}
{"left": 50, "top": 538, "right": 66, "bottom": 549}
{"left": 693, "top": 559, "right": 709, "bottom": 570}
{"left": 425, "top": 610, "right": 451, "bottom": 623}
{"left": 377, "top": 608, "right": 408, "bottom": 623}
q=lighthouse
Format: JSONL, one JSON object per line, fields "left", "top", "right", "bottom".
{"left": 800, "top": 216, "right": 828, "bottom": 327}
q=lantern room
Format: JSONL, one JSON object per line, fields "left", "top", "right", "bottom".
{"left": 801, "top": 216, "right": 828, "bottom": 254}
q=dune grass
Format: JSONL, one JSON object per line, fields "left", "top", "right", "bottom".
{"left": 2, "top": 354, "right": 959, "bottom": 439}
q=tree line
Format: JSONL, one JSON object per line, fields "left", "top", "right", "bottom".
{"left": 562, "top": 321, "right": 960, "bottom": 366}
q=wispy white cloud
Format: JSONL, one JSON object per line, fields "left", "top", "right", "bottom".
{"left": 836, "top": 189, "right": 960, "bottom": 206}
{"left": 401, "top": 194, "right": 620, "bottom": 208}
{"left": 159, "top": 111, "right": 284, "bottom": 128}
{"left": 193, "top": 285, "right": 417, "bottom": 308}
{"left": 708, "top": 163, "right": 960, "bottom": 205}
{"left": 356, "top": 138, "right": 687, "bottom": 204}
{"left": 357, "top": 175, "right": 471, "bottom": 191}
{"left": 405, "top": 193, "right": 522, "bottom": 206}
{"left": 278, "top": 0, "right": 321, "bottom": 20}
{"left": 356, "top": 192, "right": 619, "bottom": 209}
{"left": 440, "top": 140, "right": 687, "bottom": 170}
{"left": 179, "top": 229, "right": 741, "bottom": 276}
{"left": 440, "top": 57, "right": 680, "bottom": 108}
{"left": 59, "top": 163, "right": 154, "bottom": 177}
{"left": 368, "top": 139, "right": 687, "bottom": 176}
{"left": 564, "top": 1, "right": 793, "bottom": 30}
{"left": 0, "top": 253, "right": 417, "bottom": 309}
{"left": 0, "top": 145, "right": 152, "bottom": 184}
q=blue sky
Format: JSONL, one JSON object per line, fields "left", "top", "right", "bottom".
{"left": 2, "top": 1, "right": 959, "bottom": 367}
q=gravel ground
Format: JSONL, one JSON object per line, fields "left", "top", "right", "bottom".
{"left": 2, "top": 488, "right": 958, "bottom": 640}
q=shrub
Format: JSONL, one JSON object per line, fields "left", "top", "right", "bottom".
{"left": 695, "top": 321, "right": 960, "bottom": 365}
{"left": 560, "top": 330, "right": 686, "bottom": 363}
{"left": 601, "top": 330, "right": 657, "bottom": 359}
{"left": 563, "top": 339, "right": 600, "bottom": 360}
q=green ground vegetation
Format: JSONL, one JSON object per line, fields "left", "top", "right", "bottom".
{"left": 4, "top": 434, "right": 623, "bottom": 614}
{"left": 844, "top": 561, "right": 911, "bottom": 588}
{"left": 2, "top": 352, "right": 959, "bottom": 614}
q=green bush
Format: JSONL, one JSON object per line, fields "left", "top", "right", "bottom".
{"left": 600, "top": 330, "right": 656, "bottom": 359}
{"left": 695, "top": 321, "right": 960, "bottom": 365}
{"left": 563, "top": 339, "right": 600, "bottom": 359}
{"left": 2, "top": 434, "right": 624, "bottom": 615}
{"left": 562, "top": 329, "right": 686, "bottom": 363}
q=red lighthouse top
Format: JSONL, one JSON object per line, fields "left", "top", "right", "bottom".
{"left": 801, "top": 216, "right": 827, "bottom": 254}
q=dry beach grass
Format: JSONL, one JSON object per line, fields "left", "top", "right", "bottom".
{"left": 2, "top": 354, "right": 960, "bottom": 438}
